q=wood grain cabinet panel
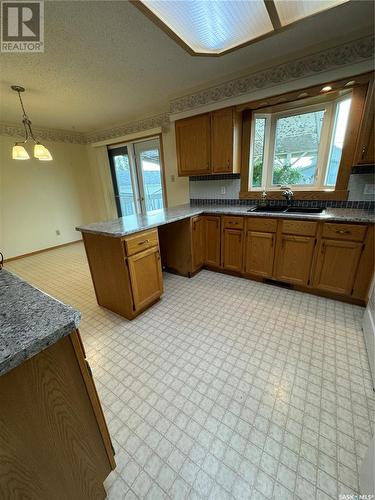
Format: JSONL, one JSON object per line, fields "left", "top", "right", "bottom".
{"left": 244, "top": 231, "right": 275, "bottom": 278}
{"left": 322, "top": 223, "right": 366, "bottom": 242}
{"left": 313, "top": 239, "right": 363, "bottom": 295}
{"left": 0, "top": 333, "right": 114, "bottom": 500}
{"left": 211, "top": 108, "right": 234, "bottom": 173}
{"left": 222, "top": 216, "right": 244, "bottom": 230}
{"left": 124, "top": 229, "right": 159, "bottom": 256}
{"left": 192, "top": 216, "right": 205, "bottom": 271}
{"left": 275, "top": 235, "right": 315, "bottom": 285}
{"left": 175, "top": 114, "right": 211, "bottom": 176}
{"left": 222, "top": 228, "right": 243, "bottom": 272}
{"left": 355, "top": 79, "right": 375, "bottom": 165}
{"left": 127, "top": 247, "right": 163, "bottom": 311}
{"left": 281, "top": 220, "right": 317, "bottom": 236}
{"left": 204, "top": 216, "right": 221, "bottom": 268}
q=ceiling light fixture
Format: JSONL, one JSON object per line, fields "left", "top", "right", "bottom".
{"left": 11, "top": 85, "right": 53, "bottom": 161}
{"left": 321, "top": 85, "right": 333, "bottom": 92}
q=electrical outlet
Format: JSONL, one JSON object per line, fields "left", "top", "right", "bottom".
{"left": 364, "top": 184, "right": 375, "bottom": 195}
{"left": 56, "top": 230, "right": 60, "bottom": 236}
{"left": 220, "top": 187, "right": 226, "bottom": 195}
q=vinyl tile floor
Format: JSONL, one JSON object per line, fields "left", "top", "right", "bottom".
{"left": 6, "top": 242, "right": 374, "bottom": 500}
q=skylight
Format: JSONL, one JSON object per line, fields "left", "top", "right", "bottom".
{"left": 138, "top": 0, "right": 350, "bottom": 55}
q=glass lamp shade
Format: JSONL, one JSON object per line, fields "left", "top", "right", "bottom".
{"left": 12, "top": 144, "right": 30, "bottom": 160}
{"left": 34, "top": 143, "right": 53, "bottom": 161}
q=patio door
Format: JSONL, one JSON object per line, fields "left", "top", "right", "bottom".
{"left": 108, "top": 137, "right": 165, "bottom": 217}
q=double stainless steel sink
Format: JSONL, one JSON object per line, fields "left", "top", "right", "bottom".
{"left": 248, "top": 205, "right": 325, "bottom": 214}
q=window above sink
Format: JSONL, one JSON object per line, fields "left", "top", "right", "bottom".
{"left": 249, "top": 94, "right": 352, "bottom": 192}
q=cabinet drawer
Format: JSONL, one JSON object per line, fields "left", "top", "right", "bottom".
{"left": 123, "top": 229, "right": 159, "bottom": 256}
{"left": 246, "top": 217, "right": 277, "bottom": 233}
{"left": 282, "top": 220, "right": 317, "bottom": 236}
{"left": 222, "top": 216, "right": 244, "bottom": 230}
{"left": 322, "top": 223, "right": 367, "bottom": 242}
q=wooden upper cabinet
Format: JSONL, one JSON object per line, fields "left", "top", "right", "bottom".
{"left": 211, "top": 108, "right": 239, "bottom": 173}
{"left": 175, "top": 114, "right": 211, "bottom": 176}
{"left": 176, "top": 106, "right": 241, "bottom": 176}
{"left": 222, "top": 227, "right": 243, "bottom": 272}
{"left": 204, "top": 216, "right": 221, "bottom": 268}
{"left": 313, "top": 239, "right": 363, "bottom": 295}
{"left": 355, "top": 79, "right": 375, "bottom": 165}
{"left": 128, "top": 247, "right": 163, "bottom": 311}
{"left": 275, "top": 235, "right": 315, "bottom": 285}
{"left": 192, "top": 216, "right": 205, "bottom": 271}
{"left": 244, "top": 231, "right": 275, "bottom": 278}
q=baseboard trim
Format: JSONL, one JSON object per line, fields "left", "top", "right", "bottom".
{"left": 4, "top": 239, "right": 82, "bottom": 262}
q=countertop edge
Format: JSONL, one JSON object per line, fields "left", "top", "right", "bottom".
{"left": 76, "top": 206, "right": 374, "bottom": 238}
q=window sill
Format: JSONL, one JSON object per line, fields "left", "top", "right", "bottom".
{"left": 239, "top": 190, "right": 349, "bottom": 200}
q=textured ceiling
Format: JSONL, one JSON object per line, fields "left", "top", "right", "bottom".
{"left": 0, "top": 0, "right": 373, "bottom": 132}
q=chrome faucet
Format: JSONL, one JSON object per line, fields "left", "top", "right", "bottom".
{"left": 282, "top": 188, "right": 294, "bottom": 205}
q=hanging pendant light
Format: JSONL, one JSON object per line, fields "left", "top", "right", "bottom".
{"left": 11, "top": 85, "right": 53, "bottom": 161}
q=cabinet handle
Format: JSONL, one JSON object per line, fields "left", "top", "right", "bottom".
{"left": 321, "top": 242, "right": 326, "bottom": 254}
{"left": 361, "top": 144, "right": 367, "bottom": 159}
{"left": 336, "top": 230, "right": 350, "bottom": 235}
{"left": 228, "top": 221, "right": 238, "bottom": 225}
{"left": 138, "top": 239, "right": 150, "bottom": 245}
{"left": 156, "top": 250, "right": 161, "bottom": 260}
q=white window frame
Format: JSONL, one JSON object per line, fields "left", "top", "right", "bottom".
{"left": 248, "top": 96, "right": 351, "bottom": 192}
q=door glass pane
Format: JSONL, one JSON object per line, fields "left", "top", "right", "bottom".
{"left": 134, "top": 139, "right": 165, "bottom": 214}
{"left": 272, "top": 110, "right": 325, "bottom": 186}
{"left": 325, "top": 98, "right": 351, "bottom": 186}
{"left": 250, "top": 117, "right": 266, "bottom": 188}
{"left": 109, "top": 147, "right": 137, "bottom": 216}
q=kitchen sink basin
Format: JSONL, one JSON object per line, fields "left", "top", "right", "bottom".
{"left": 285, "top": 207, "right": 325, "bottom": 214}
{"left": 249, "top": 206, "right": 287, "bottom": 212}
{"left": 248, "top": 206, "right": 325, "bottom": 214}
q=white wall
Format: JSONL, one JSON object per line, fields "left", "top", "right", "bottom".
{"left": 0, "top": 135, "right": 96, "bottom": 259}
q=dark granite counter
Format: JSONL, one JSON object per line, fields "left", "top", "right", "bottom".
{"left": 0, "top": 269, "right": 80, "bottom": 376}
{"left": 76, "top": 204, "right": 374, "bottom": 237}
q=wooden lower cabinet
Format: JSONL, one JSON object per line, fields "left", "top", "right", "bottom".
{"left": 275, "top": 235, "right": 315, "bottom": 285}
{"left": 128, "top": 246, "right": 163, "bottom": 311}
{"left": 204, "top": 216, "right": 221, "bottom": 267}
{"left": 192, "top": 216, "right": 205, "bottom": 271}
{"left": 244, "top": 231, "right": 275, "bottom": 277}
{"left": 0, "top": 331, "right": 115, "bottom": 500}
{"left": 222, "top": 228, "right": 243, "bottom": 272}
{"left": 313, "top": 238, "right": 363, "bottom": 295}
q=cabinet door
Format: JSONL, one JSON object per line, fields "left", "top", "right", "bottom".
{"left": 175, "top": 114, "right": 211, "bottom": 176}
{"left": 244, "top": 231, "right": 275, "bottom": 278}
{"left": 211, "top": 108, "right": 233, "bottom": 173}
{"left": 192, "top": 216, "right": 205, "bottom": 271}
{"left": 205, "top": 216, "right": 221, "bottom": 267}
{"left": 222, "top": 228, "right": 243, "bottom": 272}
{"left": 313, "top": 239, "right": 363, "bottom": 295}
{"left": 356, "top": 80, "right": 375, "bottom": 165}
{"left": 275, "top": 235, "right": 315, "bottom": 285}
{"left": 128, "top": 247, "right": 163, "bottom": 311}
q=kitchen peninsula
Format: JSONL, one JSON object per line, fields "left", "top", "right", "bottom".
{"left": 77, "top": 204, "right": 374, "bottom": 319}
{"left": 0, "top": 270, "right": 115, "bottom": 500}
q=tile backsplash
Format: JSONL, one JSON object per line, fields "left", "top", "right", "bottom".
{"left": 189, "top": 168, "right": 374, "bottom": 208}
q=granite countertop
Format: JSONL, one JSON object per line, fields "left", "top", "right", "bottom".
{"left": 0, "top": 269, "right": 80, "bottom": 376}
{"left": 76, "top": 204, "right": 375, "bottom": 237}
